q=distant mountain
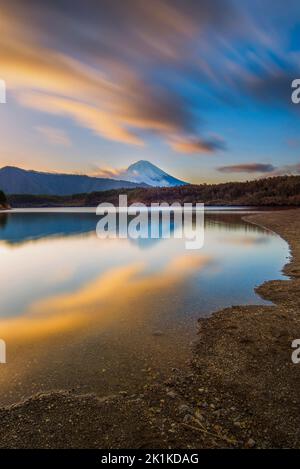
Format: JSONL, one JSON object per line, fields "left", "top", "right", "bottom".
{"left": 117, "top": 160, "right": 188, "bottom": 187}
{"left": 0, "top": 166, "right": 148, "bottom": 196}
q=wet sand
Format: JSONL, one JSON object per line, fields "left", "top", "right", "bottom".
{"left": 0, "top": 208, "right": 299, "bottom": 448}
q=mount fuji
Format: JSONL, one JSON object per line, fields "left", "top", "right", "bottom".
{"left": 117, "top": 160, "right": 187, "bottom": 187}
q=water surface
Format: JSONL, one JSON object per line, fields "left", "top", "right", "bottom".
{"left": 0, "top": 209, "right": 288, "bottom": 405}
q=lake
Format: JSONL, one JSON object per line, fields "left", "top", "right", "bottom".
{"left": 0, "top": 209, "right": 289, "bottom": 405}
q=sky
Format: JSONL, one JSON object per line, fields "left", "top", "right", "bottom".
{"left": 0, "top": 0, "right": 299, "bottom": 183}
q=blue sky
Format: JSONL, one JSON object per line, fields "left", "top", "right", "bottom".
{"left": 0, "top": 0, "right": 299, "bottom": 183}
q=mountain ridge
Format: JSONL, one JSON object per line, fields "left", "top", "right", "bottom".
{"left": 0, "top": 161, "right": 187, "bottom": 195}
{"left": 0, "top": 165, "right": 148, "bottom": 196}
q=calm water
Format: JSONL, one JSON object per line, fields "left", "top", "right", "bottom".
{"left": 0, "top": 209, "right": 289, "bottom": 405}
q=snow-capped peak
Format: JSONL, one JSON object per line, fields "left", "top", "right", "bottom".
{"left": 118, "top": 160, "right": 187, "bottom": 187}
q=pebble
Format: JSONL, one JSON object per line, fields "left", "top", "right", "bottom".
{"left": 246, "top": 438, "right": 255, "bottom": 448}
{"left": 182, "top": 414, "right": 193, "bottom": 424}
{"left": 166, "top": 390, "right": 177, "bottom": 399}
{"left": 178, "top": 404, "right": 192, "bottom": 415}
{"left": 194, "top": 410, "right": 204, "bottom": 422}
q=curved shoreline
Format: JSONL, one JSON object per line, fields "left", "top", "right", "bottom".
{"left": 0, "top": 209, "right": 299, "bottom": 448}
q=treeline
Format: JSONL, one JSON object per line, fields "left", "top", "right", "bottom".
{"left": 0, "top": 189, "right": 9, "bottom": 209}
{"left": 8, "top": 175, "right": 300, "bottom": 208}
{"left": 0, "top": 190, "right": 7, "bottom": 204}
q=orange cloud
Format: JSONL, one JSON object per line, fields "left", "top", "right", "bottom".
{"left": 19, "top": 92, "right": 142, "bottom": 146}
{"left": 0, "top": 1, "right": 226, "bottom": 154}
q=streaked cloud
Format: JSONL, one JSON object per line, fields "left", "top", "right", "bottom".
{"left": 20, "top": 92, "right": 143, "bottom": 146}
{"left": 92, "top": 167, "right": 126, "bottom": 179}
{"left": 0, "top": 0, "right": 234, "bottom": 154}
{"left": 217, "top": 162, "right": 300, "bottom": 178}
{"left": 217, "top": 163, "right": 276, "bottom": 174}
{"left": 170, "top": 137, "right": 226, "bottom": 154}
{"left": 0, "top": 0, "right": 299, "bottom": 174}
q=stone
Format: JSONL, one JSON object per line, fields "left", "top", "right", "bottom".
{"left": 182, "top": 414, "right": 193, "bottom": 424}
{"left": 178, "top": 404, "right": 192, "bottom": 415}
{"left": 246, "top": 438, "right": 255, "bottom": 448}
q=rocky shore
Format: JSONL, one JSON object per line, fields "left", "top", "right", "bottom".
{"left": 0, "top": 209, "right": 299, "bottom": 448}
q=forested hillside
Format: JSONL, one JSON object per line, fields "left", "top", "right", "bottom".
{"left": 8, "top": 175, "right": 300, "bottom": 208}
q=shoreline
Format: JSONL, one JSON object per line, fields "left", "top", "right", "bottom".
{"left": 0, "top": 204, "right": 10, "bottom": 211}
{"left": 0, "top": 209, "right": 299, "bottom": 448}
